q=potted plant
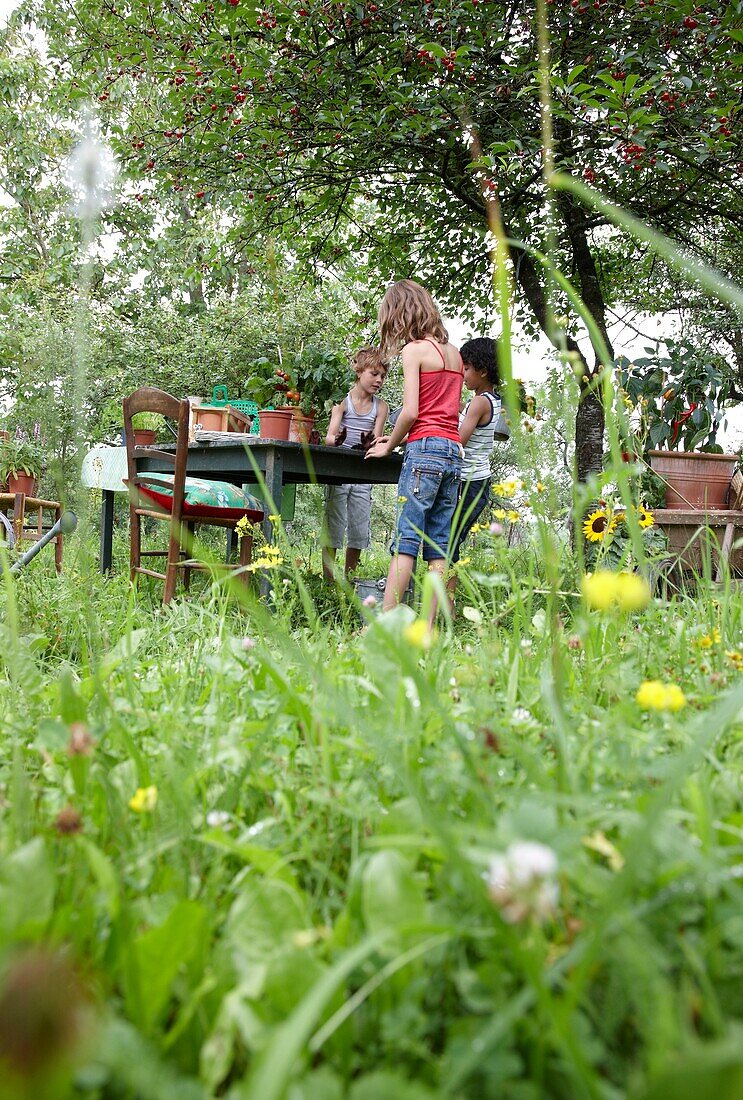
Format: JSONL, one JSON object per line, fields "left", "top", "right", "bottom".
{"left": 618, "top": 339, "right": 738, "bottom": 510}
{"left": 288, "top": 346, "right": 350, "bottom": 442}
{"left": 245, "top": 357, "right": 296, "bottom": 439}
{"left": 0, "top": 435, "right": 44, "bottom": 497}
{"left": 131, "top": 411, "right": 164, "bottom": 448}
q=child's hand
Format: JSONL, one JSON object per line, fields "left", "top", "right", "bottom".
{"left": 365, "top": 436, "right": 391, "bottom": 459}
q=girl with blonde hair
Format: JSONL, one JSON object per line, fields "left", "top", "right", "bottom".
{"left": 366, "top": 279, "right": 464, "bottom": 613}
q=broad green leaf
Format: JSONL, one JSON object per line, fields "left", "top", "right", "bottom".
{"left": 123, "top": 899, "right": 208, "bottom": 1033}
{"left": 0, "top": 837, "right": 55, "bottom": 939}
{"left": 361, "top": 849, "right": 428, "bottom": 943}
{"left": 225, "top": 878, "right": 310, "bottom": 965}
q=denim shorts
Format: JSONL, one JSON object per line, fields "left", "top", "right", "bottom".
{"left": 449, "top": 477, "right": 491, "bottom": 564}
{"left": 391, "top": 436, "right": 463, "bottom": 561}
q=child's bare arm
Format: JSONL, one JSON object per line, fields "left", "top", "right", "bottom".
{"left": 459, "top": 395, "right": 491, "bottom": 447}
{"left": 367, "top": 349, "right": 419, "bottom": 459}
{"left": 325, "top": 401, "right": 345, "bottom": 445}
{"left": 373, "top": 399, "right": 389, "bottom": 439}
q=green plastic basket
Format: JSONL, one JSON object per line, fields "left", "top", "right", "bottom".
{"left": 211, "top": 385, "right": 261, "bottom": 434}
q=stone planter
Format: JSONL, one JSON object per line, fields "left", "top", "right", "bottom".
{"left": 648, "top": 450, "right": 739, "bottom": 510}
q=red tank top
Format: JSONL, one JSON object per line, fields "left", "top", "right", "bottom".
{"left": 408, "top": 339, "right": 464, "bottom": 444}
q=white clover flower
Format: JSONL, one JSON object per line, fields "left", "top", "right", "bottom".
{"left": 489, "top": 521, "right": 504, "bottom": 536}
{"left": 206, "top": 810, "right": 231, "bottom": 828}
{"left": 363, "top": 594, "right": 377, "bottom": 607}
{"left": 511, "top": 707, "right": 533, "bottom": 724}
{"left": 241, "top": 637, "right": 256, "bottom": 650}
{"left": 487, "top": 841, "right": 559, "bottom": 923}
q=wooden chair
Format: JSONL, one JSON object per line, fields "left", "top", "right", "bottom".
{"left": 123, "top": 386, "right": 263, "bottom": 604}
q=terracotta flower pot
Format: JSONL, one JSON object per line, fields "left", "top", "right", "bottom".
{"left": 7, "top": 473, "right": 38, "bottom": 497}
{"left": 289, "top": 410, "right": 315, "bottom": 444}
{"left": 133, "top": 429, "right": 157, "bottom": 447}
{"left": 258, "top": 408, "right": 293, "bottom": 440}
{"left": 648, "top": 449, "right": 739, "bottom": 510}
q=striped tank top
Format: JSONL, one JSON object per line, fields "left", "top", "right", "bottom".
{"left": 340, "top": 392, "right": 378, "bottom": 447}
{"left": 460, "top": 391, "right": 503, "bottom": 480}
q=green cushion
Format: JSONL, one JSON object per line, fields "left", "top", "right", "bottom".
{"left": 133, "top": 473, "right": 264, "bottom": 521}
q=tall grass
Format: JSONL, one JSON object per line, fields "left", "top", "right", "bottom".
{"left": 1, "top": 522, "right": 743, "bottom": 1097}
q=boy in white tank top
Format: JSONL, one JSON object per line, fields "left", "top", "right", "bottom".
{"left": 448, "top": 337, "right": 506, "bottom": 591}
{"left": 322, "top": 347, "right": 389, "bottom": 580}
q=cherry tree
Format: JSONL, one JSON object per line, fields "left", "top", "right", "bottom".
{"left": 28, "top": 0, "right": 743, "bottom": 478}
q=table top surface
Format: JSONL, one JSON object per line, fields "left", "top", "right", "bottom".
{"left": 136, "top": 436, "right": 404, "bottom": 486}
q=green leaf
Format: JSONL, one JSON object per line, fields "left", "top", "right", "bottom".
{"left": 0, "top": 837, "right": 55, "bottom": 938}
{"left": 77, "top": 836, "right": 120, "bottom": 920}
{"left": 349, "top": 1071, "right": 439, "bottom": 1100}
{"left": 123, "top": 899, "right": 208, "bottom": 1033}
{"left": 240, "top": 935, "right": 386, "bottom": 1100}
{"left": 634, "top": 1029, "right": 743, "bottom": 1100}
{"left": 361, "top": 849, "right": 428, "bottom": 944}
{"left": 225, "top": 878, "right": 310, "bottom": 965}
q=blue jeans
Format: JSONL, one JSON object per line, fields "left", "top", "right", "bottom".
{"left": 391, "top": 437, "right": 463, "bottom": 561}
{"left": 450, "top": 477, "right": 491, "bottom": 564}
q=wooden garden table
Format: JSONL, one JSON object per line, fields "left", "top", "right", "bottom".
{"left": 132, "top": 435, "right": 403, "bottom": 558}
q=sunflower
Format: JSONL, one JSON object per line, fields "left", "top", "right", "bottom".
{"left": 582, "top": 508, "right": 610, "bottom": 542}
{"left": 638, "top": 504, "right": 654, "bottom": 529}
{"left": 609, "top": 510, "right": 626, "bottom": 533}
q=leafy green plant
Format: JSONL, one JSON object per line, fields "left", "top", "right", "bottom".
{"left": 290, "top": 346, "right": 350, "bottom": 416}
{"left": 243, "top": 356, "right": 291, "bottom": 411}
{"left": 0, "top": 435, "right": 43, "bottom": 481}
{"left": 130, "top": 411, "right": 164, "bottom": 432}
{"left": 618, "top": 339, "right": 735, "bottom": 452}
{"left": 245, "top": 348, "right": 351, "bottom": 417}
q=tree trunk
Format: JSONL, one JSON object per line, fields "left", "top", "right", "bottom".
{"left": 575, "top": 387, "right": 605, "bottom": 484}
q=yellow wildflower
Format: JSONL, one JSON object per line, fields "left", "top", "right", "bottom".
{"left": 493, "top": 508, "right": 507, "bottom": 520}
{"left": 403, "top": 619, "right": 436, "bottom": 650}
{"left": 535, "top": 482, "right": 546, "bottom": 493}
{"left": 697, "top": 627, "right": 721, "bottom": 649}
{"left": 398, "top": 495, "right": 408, "bottom": 503}
{"left": 615, "top": 572, "right": 651, "bottom": 612}
{"left": 268, "top": 513, "right": 281, "bottom": 523}
{"left": 636, "top": 680, "right": 686, "bottom": 712}
{"left": 129, "top": 785, "right": 158, "bottom": 813}
{"left": 582, "top": 570, "right": 650, "bottom": 612}
{"left": 581, "top": 571, "right": 618, "bottom": 610}
{"left": 507, "top": 510, "right": 520, "bottom": 522}
{"left": 726, "top": 650, "right": 743, "bottom": 669}
{"left": 235, "top": 516, "right": 252, "bottom": 538}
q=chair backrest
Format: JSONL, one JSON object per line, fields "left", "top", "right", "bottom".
{"left": 123, "top": 387, "right": 191, "bottom": 518}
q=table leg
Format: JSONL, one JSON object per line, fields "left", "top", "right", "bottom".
{"left": 262, "top": 447, "right": 284, "bottom": 548}
{"left": 100, "top": 489, "right": 114, "bottom": 573}
{"left": 261, "top": 447, "right": 284, "bottom": 599}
